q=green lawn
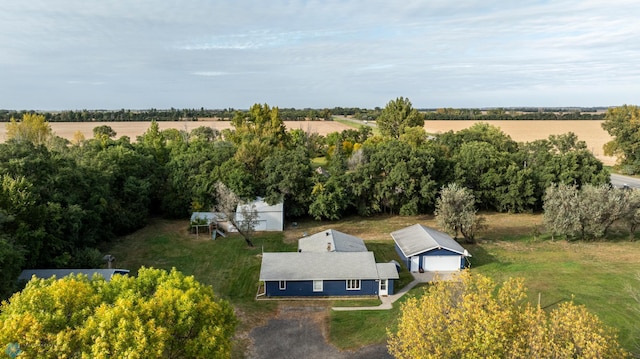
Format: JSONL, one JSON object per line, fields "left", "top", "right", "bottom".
{"left": 332, "top": 116, "right": 381, "bottom": 136}
{"left": 330, "top": 239, "right": 640, "bottom": 352}
{"left": 105, "top": 216, "right": 640, "bottom": 354}
{"left": 471, "top": 238, "right": 640, "bottom": 351}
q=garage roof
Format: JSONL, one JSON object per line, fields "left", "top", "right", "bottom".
{"left": 391, "top": 224, "right": 468, "bottom": 257}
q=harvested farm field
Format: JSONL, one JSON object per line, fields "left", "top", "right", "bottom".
{"left": 0, "top": 120, "right": 351, "bottom": 143}
{"left": 425, "top": 120, "right": 615, "bottom": 165}
{"left": 1, "top": 119, "right": 616, "bottom": 165}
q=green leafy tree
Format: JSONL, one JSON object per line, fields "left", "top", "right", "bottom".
{"left": 544, "top": 184, "right": 629, "bottom": 240}
{"left": 262, "top": 147, "right": 313, "bottom": 217}
{"left": 308, "top": 174, "right": 351, "bottom": 220}
{"left": 92, "top": 125, "right": 117, "bottom": 139}
{"left": 494, "top": 164, "right": 537, "bottom": 213}
{"left": 601, "top": 105, "right": 640, "bottom": 174}
{"left": 452, "top": 141, "right": 511, "bottom": 209}
{"left": 439, "top": 122, "right": 518, "bottom": 153}
{"left": 228, "top": 103, "right": 289, "bottom": 147}
{"left": 163, "top": 140, "right": 235, "bottom": 217}
{"left": 388, "top": 271, "right": 628, "bottom": 359}
{"left": 0, "top": 267, "right": 236, "bottom": 358}
{"left": 0, "top": 211, "right": 24, "bottom": 299}
{"left": 435, "top": 183, "right": 486, "bottom": 243}
{"left": 543, "top": 183, "right": 582, "bottom": 240}
{"left": 357, "top": 139, "right": 438, "bottom": 215}
{"left": 621, "top": 190, "right": 640, "bottom": 240}
{"left": 377, "top": 97, "right": 424, "bottom": 139}
{"left": 5, "top": 113, "right": 52, "bottom": 145}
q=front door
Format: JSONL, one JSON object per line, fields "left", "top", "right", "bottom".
{"left": 379, "top": 279, "right": 388, "bottom": 296}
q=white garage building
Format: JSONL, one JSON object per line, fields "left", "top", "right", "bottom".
{"left": 391, "top": 224, "right": 471, "bottom": 272}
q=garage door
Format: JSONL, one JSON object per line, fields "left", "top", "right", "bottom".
{"left": 422, "top": 255, "right": 461, "bottom": 271}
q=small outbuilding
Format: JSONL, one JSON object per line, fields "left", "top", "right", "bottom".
{"left": 235, "top": 197, "right": 284, "bottom": 232}
{"left": 190, "top": 197, "right": 284, "bottom": 236}
{"left": 391, "top": 224, "right": 471, "bottom": 272}
{"left": 298, "top": 229, "right": 367, "bottom": 253}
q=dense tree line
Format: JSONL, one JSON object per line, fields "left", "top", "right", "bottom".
{"left": 0, "top": 107, "right": 333, "bottom": 123}
{"left": 1, "top": 106, "right": 607, "bottom": 123}
{"left": 424, "top": 108, "right": 604, "bottom": 120}
{"left": 0, "top": 101, "right": 610, "bottom": 298}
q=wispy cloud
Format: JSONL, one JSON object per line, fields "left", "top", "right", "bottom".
{"left": 66, "top": 80, "right": 105, "bottom": 86}
{"left": 178, "top": 29, "right": 347, "bottom": 51}
{"left": 191, "top": 71, "right": 230, "bottom": 77}
{"left": 0, "top": 0, "right": 639, "bottom": 109}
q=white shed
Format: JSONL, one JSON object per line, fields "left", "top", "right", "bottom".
{"left": 235, "top": 197, "right": 284, "bottom": 232}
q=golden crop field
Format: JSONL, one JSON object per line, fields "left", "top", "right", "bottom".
{"left": 0, "top": 119, "right": 616, "bottom": 165}
{"left": 0, "top": 120, "right": 351, "bottom": 142}
{"left": 425, "top": 120, "right": 615, "bottom": 165}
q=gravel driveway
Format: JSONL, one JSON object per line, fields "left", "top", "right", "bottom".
{"left": 247, "top": 305, "right": 392, "bottom": 359}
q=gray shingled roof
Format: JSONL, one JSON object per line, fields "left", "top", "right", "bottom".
{"left": 259, "top": 252, "right": 380, "bottom": 281}
{"left": 298, "top": 229, "right": 367, "bottom": 253}
{"left": 18, "top": 269, "right": 130, "bottom": 282}
{"left": 376, "top": 263, "right": 399, "bottom": 280}
{"left": 391, "top": 224, "right": 468, "bottom": 257}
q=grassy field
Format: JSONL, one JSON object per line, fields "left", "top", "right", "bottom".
{"left": 104, "top": 214, "right": 640, "bottom": 355}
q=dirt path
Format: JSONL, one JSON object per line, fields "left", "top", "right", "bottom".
{"left": 247, "top": 304, "right": 391, "bottom": 359}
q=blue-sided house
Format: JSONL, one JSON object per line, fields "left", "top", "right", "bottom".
{"left": 259, "top": 229, "right": 399, "bottom": 298}
{"left": 391, "top": 224, "right": 471, "bottom": 272}
{"left": 259, "top": 252, "right": 398, "bottom": 297}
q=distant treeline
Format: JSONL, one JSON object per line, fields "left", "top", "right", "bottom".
{"left": 0, "top": 106, "right": 606, "bottom": 122}
{"left": 0, "top": 107, "right": 334, "bottom": 122}
{"left": 422, "top": 107, "right": 605, "bottom": 121}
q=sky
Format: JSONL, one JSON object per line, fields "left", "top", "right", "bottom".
{"left": 1, "top": 0, "right": 639, "bottom": 110}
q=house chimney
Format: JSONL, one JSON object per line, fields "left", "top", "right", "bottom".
{"left": 327, "top": 242, "right": 332, "bottom": 252}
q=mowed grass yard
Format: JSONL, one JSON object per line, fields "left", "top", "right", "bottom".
{"left": 105, "top": 214, "right": 640, "bottom": 355}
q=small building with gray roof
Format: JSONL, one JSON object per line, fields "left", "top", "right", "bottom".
{"left": 391, "top": 224, "right": 471, "bottom": 272}
{"left": 298, "top": 229, "right": 368, "bottom": 253}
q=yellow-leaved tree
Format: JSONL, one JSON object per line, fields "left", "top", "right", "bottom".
{"left": 5, "top": 113, "right": 52, "bottom": 145}
{"left": 388, "top": 271, "right": 628, "bottom": 359}
{"left": 0, "top": 267, "right": 236, "bottom": 358}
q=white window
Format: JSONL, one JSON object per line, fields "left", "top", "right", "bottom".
{"left": 279, "top": 281, "right": 286, "bottom": 290}
{"left": 380, "top": 279, "right": 387, "bottom": 291}
{"left": 346, "top": 279, "right": 361, "bottom": 290}
{"left": 313, "top": 280, "right": 323, "bottom": 292}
